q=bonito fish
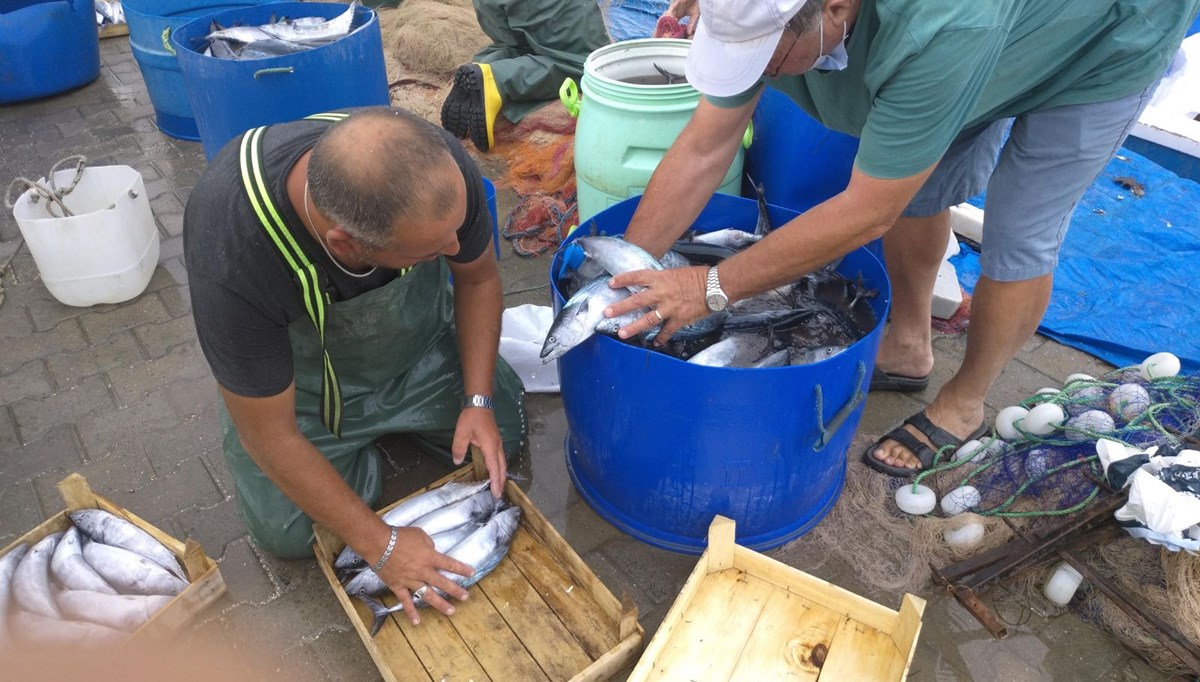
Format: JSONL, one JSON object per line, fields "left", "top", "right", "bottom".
{"left": 358, "top": 506, "right": 522, "bottom": 636}
{"left": 71, "top": 509, "right": 186, "bottom": 579}
{"left": 341, "top": 522, "right": 483, "bottom": 598}
{"left": 55, "top": 590, "right": 175, "bottom": 632}
{"left": 51, "top": 526, "right": 116, "bottom": 594}
{"left": 334, "top": 480, "right": 491, "bottom": 571}
{"left": 14, "top": 533, "right": 63, "bottom": 618}
{"left": 81, "top": 541, "right": 189, "bottom": 597}
{"left": 0, "top": 544, "right": 29, "bottom": 645}
{"left": 541, "top": 277, "right": 643, "bottom": 363}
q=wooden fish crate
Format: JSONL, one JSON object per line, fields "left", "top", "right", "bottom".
{"left": 629, "top": 516, "right": 925, "bottom": 682}
{"left": 0, "top": 473, "right": 226, "bottom": 643}
{"left": 313, "top": 457, "right": 644, "bottom": 682}
{"left": 98, "top": 23, "right": 129, "bottom": 39}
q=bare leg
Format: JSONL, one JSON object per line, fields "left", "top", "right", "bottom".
{"left": 874, "top": 210, "right": 950, "bottom": 380}
{"left": 871, "top": 273, "right": 1053, "bottom": 469}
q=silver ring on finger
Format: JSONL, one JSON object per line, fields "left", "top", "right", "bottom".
{"left": 412, "top": 585, "right": 429, "bottom": 601}
{"left": 653, "top": 309, "right": 664, "bottom": 323}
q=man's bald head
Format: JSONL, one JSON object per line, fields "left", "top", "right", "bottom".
{"left": 307, "top": 107, "right": 461, "bottom": 249}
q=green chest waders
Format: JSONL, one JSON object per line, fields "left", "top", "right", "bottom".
{"left": 218, "top": 122, "right": 528, "bottom": 558}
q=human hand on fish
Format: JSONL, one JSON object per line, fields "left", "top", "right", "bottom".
{"left": 374, "top": 526, "right": 475, "bottom": 625}
{"left": 603, "top": 265, "right": 710, "bottom": 344}
{"left": 451, "top": 411, "right": 506, "bottom": 498}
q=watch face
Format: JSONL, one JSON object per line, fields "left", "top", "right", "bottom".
{"left": 706, "top": 293, "right": 728, "bottom": 311}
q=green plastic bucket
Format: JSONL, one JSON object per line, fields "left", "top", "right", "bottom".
{"left": 562, "top": 39, "right": 745, "bottom": 221}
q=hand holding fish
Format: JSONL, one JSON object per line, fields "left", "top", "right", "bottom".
{"left": 452, "top": 411, "right": 506, "bottom": 498}
{"left": 374, "top": 526, "right": 474, "bottom": 625}
{"left": 604, "top": 266, "right": 709, "bottom": 344}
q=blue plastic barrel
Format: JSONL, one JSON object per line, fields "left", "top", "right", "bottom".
{"left": 0, "top": 0, "right": 99, "bottom": 104}
{"left": 482, "top": 177, "right": 501, "bottom": 260}
{"left": 123, "top": 0, "right": 273, "bottom": 141}
{"left": 551, "top": 193, "right": 890, "bottom": 554}
{"left": 743, "top": 86, "right": 859, "bottom": 215}
{"left": 171, "top": 1, "right": 389, "bottom": 160}
{"left": 742, "top": 86, "right": 885, "bottom": 261}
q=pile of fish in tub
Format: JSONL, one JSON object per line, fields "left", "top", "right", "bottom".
{"left": 543, "top": 186, "right": 878, "bottom": 367}
{"left": 198, "top": 0, "right": 360, "bottom": 60}
{"left": 0, "top": 509, "right": 189, "bottom": 646}
{"left": 333, "top": 480, "right": 521, "bottom": 636}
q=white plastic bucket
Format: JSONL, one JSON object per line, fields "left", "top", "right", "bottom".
{"left": 12, "top": 166, "right": 160, "bottom": 307}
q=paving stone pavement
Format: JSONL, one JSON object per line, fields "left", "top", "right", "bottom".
{"left": 0, "top": 37, "right": 1173, "bottom": 681}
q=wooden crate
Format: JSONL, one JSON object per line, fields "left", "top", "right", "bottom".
{"left": 98, "top": 23, "right": 129, "bottom": 39}
{"left": 0, "top": 473, "right": 226, "bottom": 643}
{"left": 313, "top": 457, "right": 644, "bottom": 682}
{"left": 629, "top": 516, "right": 925, "bottom": 682}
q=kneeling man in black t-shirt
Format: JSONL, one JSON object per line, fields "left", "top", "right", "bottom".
{"left": 183, "top": 107, "right": 526, "bottom": 621}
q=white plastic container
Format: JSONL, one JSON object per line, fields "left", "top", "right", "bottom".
{"left": 1043, "top": 562, "right": 1084, "bottom": 606}
{"left": 12, "top": 166, "right": 160, "bottom": 307}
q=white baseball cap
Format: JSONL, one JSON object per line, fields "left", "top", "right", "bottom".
{"left": 685, "top": 0, "right": 811, "bottom": 97}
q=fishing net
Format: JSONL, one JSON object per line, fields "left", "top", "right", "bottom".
{"left": 809, "top": 454, "right": 1016, "bottom": 595}
{"left": 490, "top": 106, "right": 581, "bottom": 257}
{"left": 909, "top": 367, "right": 1200, "bottom": 534}
{"left": 383, "top": 1, "right": 483, "bottom": 76}
{"left": 808, "top": 366, "right": 1200, "bottom": 674}
{"left": 501, "top": 192, "right": 577, "bottom": 257}
{"left": 377, "top": 2, "right": 488, "bottom": 124}
{"left": 930, "top": 289, "right": 971, "bottom": 335}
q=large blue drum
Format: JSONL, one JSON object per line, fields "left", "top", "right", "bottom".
{"left": 122, "top": 0, "right": 275, "bottom": 141}
{"left": 171, "top": 1, "right": 389, "bottom": 160}
{"left": 552, "top": 193, "right": 890, "bottom": 554}
{"left": 0, "top": 0, "right": 99, "bottom": 104}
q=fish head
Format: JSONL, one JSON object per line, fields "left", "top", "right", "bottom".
{"left": 540, "top": 299, "right": 594, "bottom": 362}
{"left": 490, "top": 507, "right": 522, "bottom": 541}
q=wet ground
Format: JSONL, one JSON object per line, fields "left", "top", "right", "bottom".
{"left": 0, "top": 37, "right": 1174, "bottom": 681}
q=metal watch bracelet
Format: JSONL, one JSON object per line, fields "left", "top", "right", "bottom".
{"left": 462, "top": 394, "right": 494, "bottom": 410}
{"left": 373, "top": 525, "right": 399, "bottom": 572}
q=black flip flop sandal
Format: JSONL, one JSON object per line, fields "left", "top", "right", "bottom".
{"left": 863, "top": 410, "right": 988, "bottom": 478}
{"left": 869, "top": 366, "right": 930, "bottom": 393}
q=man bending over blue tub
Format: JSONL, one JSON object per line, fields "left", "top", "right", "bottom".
{"left": 602, "top": 0, "right": 1200, "bottom": 476}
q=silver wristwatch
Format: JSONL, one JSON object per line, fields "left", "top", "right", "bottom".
{"left": 462, "top": 394, "right": 495, "bottom": 410}
{"left": 705, "top": 266, "right": 729, "bottom": 312}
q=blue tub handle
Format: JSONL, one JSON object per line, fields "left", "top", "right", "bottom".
{"left": 254, "top": 67, "right": 296, "bottom": 79}
{"left": 812, "top": 361, "right": 866, "bottom": 451}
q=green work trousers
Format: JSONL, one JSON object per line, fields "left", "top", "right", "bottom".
{"left": 219, "top": 259, "right": 527, "bottom": 558}
{"left": 471, "top": 0, "right": 610, "bottom": 122}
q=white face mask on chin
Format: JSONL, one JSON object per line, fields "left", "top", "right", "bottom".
{"left": 811, "top": 19, "right": 850, "bottom": 71}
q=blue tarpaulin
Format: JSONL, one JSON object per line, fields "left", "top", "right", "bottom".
{"left": 949, "top": 146, "right": 1200, "bottom": 374}
{"left": 598, "top": 0, "right": 668, "bottom": 42}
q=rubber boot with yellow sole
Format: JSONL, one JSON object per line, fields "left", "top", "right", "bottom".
{"left": 440, "top": 62, "right": 503, "bottom": 152}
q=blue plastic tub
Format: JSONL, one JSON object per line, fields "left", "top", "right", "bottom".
{"left": 171, "top": 1, "right": 390, "bottom": 160}
{"left": 742, "top": 86, "right": 885, "bottom": 261}
{"left": 743, "top": 86, "right": 859, "bottom": 216}
{"left": 551, "top": 193, "right": 890, "bottom": 554}
{"left": 0, "top": 0, "right": 99, "bottom": 104}
{"left": 122, "top": 0, "right": 274, "bottom": 141}
{"left": 482, "top": 177, "right": 501, "bottom": 260}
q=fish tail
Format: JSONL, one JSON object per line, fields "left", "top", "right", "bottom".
{"left": 354, "top": 593, "right": 398, "bottom": 638}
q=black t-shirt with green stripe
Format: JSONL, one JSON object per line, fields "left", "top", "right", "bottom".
{"left": 183, "top": 115, "right": 491, "bottom": 399}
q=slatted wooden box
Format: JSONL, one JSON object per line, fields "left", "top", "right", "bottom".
{"left": 98, "top": 23, "right": 129, "bottom": 39}
{"left": 630, "top": 516, "right": 925, "bottom": 682}
{"left": 313, "top": 458, "right": 644, "bottom": 682}
{"left": 0, "top": 473, "right": 226, "bottom": 643}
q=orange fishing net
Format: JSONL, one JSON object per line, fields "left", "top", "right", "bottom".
{"left": 489, "top": 106, "right": 581, "bottom": 257}
{"left": 931, "top": 289, "right": 971, "bottom": 334}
